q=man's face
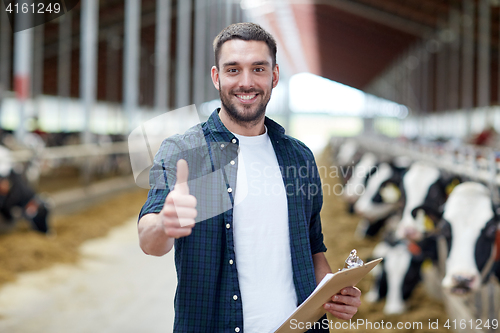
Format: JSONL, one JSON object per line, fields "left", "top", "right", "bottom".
{"left": 211, "top": 39, "right": 279, "bottom": 126}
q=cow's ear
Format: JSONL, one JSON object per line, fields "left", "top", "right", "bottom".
{"left": 493, "top": 205, "right": 500, "bottom": 221}
{"left": 411, "top": 204, "right": 443, "bottom": 221}
{"left": 437, "top": 220, "right": 452, "bottom": 239}
{"left": 442, "top": 176, "right": 461, "bottom": 196}
{"left": 483, "top": 219, "right": 498, "bottom": 240}
{"left": 388, "top": 162, "right": 407, "bottom": 181}
{"left": 364, "top": 165, "right": 379, "bottom": 185}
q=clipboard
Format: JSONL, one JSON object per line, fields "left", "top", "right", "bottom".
{"left": 273, "top": 258, "right": 383, "bottom": 333}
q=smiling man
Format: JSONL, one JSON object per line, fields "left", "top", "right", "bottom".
{"left": 138, "top": 23, "right": 361, "bottom": 333}
{"left": 214, "top": 38, "right": 274, "bottom": 134}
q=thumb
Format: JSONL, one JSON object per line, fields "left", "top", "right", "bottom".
{"left": 174, "top": 159, "right": 189, "bottom": 195}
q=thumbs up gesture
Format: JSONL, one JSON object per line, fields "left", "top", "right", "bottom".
{"left": 160, "top": 159, "right": 197, "bottom": 238}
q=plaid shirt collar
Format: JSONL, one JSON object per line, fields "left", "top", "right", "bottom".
{"left": 204, "top": 108, "right": 287, "bottom": 148}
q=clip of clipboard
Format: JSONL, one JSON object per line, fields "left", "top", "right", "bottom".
{"left": 273, "top": 257, "right": 383, "bottom": 333}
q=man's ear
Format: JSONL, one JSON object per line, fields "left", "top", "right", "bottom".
{"left": 211, "top": 66, "right": 220, "bottom": 91}
{"left": 272, "top": 63, "right": 279, "bottom": 88}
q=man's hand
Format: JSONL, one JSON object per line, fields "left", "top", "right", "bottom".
{"left": 137, "top": 159, "right": 197, "bottom": 256}
{"left": 323, "top": 286, "right": 361, "bottom": 320}
{"left": 160, "top": 159, "right": 197, "bottom": 238}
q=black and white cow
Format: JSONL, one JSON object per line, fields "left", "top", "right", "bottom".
{"left": 335, "top": 139, "right": 361, "bottom": 184}
{"left": 409, "top": 181, "right": 500, "bottom": 294}
{"left": 395, "top": 162, "right": 460, "bottom": 241}
{"left": 365, "top": 240, "right": 418, "bottom": 314}
{"left": 437, "top": 182, "right": 499, "bottom": 294}
{"left": 353, "top": 162, "right": 405, "bottom": 238}
{"left": 0, "top": 145, "right": 50, "bottom": 234}
{"left": 365, "top": 234, "right": 440, "bottom": 314}
{"left": 363, "top": 161, "right": 459, "bottom": 313}
{"left": 22, "top": 132, "right": 46, "bottom": 187}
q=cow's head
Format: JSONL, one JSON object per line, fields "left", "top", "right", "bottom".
{"left": 438, "top": 182, "right": 498, "bottom": 294}
{"left": 335, "top": 140, "right": 362, "bottom": 186}
{"left": 335, "top": 139, "right": 360, "bottom": 167}
{"left": 354, "top": 162, "right": 405, "bottom": 223}
{"left": 343, "top": 153, "right": 378, "bottom": 204}
{"left": 396, "top": 162, "right": 460, "bottom": 241}
{"left": 365, "top": 240, "right": 423, "bottom": 314}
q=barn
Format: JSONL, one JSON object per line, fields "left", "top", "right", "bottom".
{"left": 0, "top": 1, "right": 499, "bottom": 332}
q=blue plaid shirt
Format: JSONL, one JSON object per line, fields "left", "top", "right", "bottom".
{"left": 139, "top": 109, "right": 327, "bottom": 333}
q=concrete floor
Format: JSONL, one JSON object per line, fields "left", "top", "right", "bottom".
{"left": 0, "top": 219, "right": 176, "bottom": 333}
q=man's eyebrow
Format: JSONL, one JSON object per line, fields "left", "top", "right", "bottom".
{"left": 252, "top": 61, "right": 270, "bottom": 66}
{"left": 221, "top": 60, "right": 271, "bottom": 68}
{"left": 222, "top": 61, "right": 238, "bottom": 68}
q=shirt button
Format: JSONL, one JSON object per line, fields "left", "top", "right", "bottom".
{"left": 235, "top": 328, "right": 240, "bottom": 333}
{"left": 233, "top": 295, "right": 238, "bottom": 301}
{"left": 221, "top": 143, "right": 225, "bottom": 148}
{"left": 230, "top": 160, "right": 235, "bottom": 165}
{"left": 227, "top": 187, "right": 233, "bottom": 193}
{"left": 232, "top": 138, "right": 237, "bottom": 144}
{"left": 226, "top": 223, "right": 230, "bottom": 229}
{"left": 229, "top": 259, "right": 234, "bottom": 265}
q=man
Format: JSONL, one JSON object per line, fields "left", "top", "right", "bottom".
{"left": 138, "top": 23, "right": 361, "bottom": 332}
{"left": 0, "top": 145, "right": 49, "bottom": 234}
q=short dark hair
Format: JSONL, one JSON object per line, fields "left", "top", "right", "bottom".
{"left": 213, "top": 22, "right": 277, "bottom": 69}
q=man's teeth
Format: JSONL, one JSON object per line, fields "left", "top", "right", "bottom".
{"left": 237, "top": 94, "right": 256, "bottom": 100}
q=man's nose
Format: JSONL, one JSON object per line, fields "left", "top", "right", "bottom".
{"left": 238, "top": 70, "right": 254, "bottom": 88}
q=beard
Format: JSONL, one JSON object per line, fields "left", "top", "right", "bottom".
{"left": 219, "top": 81, "right": 272, "bottom": 127}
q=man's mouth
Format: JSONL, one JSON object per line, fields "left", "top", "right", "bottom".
{"left": 235, "top": 94, "right": 258, "bottom": 103}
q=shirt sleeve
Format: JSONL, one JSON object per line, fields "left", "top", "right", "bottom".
{"left": 138, "top": 137, "right": 180, "bottom": 220}
{"left": 309, "top": 157, "right": 327, "bottom": 255}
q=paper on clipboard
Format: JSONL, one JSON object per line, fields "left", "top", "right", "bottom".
{"left": 273, "top": 258, "right": 383, "bottom": 333}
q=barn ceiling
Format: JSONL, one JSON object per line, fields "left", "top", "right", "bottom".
{"left": 300, "top": 0, "right": 487, "bottom": 91}
{"left": 4, "top": 0, "right": 497, "bottom": 107}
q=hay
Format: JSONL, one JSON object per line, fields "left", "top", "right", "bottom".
{"left": 0, "top": 188, "right": 148, "bottom": 287}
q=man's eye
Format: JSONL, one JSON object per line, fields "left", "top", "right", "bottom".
{"left": 254, "top": 68, "right": 264, "bottom": 72}
{"left": 228, "top": 68, "right": 238, "bottom": 73}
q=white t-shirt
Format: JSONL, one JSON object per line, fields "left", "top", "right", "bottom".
{"left": 232, "top": 127, "right": 298, "bottom": 333}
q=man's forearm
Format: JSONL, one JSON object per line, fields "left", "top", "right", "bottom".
{"left": 312, "top": 252, "right": 332, "bottom": 285}
{"left": 138, "top": 213, "right": 175, "bottom": 256}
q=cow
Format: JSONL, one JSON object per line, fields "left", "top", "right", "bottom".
{"left": 353, "top": 162, "right": 406, "bottom": 238}
{"left": 395, "top": 162, "right": 460, "bottom": 242}
{"left": 412, "top": 181, "right": 499, "bottom": 292}
{"left": 437, "top": 182, "right": 498, "bottom": 294}
{"left": 407, "top": 182, "right": 500, "bottom": 327}
{"left": 334, "top": 139, "right": 361, "bottom": 184}
{"left": 362, "top": 161, "right": 460, "bottom": 314}
{"left": 23, "top": 132, "right": 46, "bottom": 187}
{"left": 365, "top": 234, "right": 440, "bottom": 314}
{"left": 365, "top": 239, "right": 422, "bottom": 314}
{"left": 0, "top": 145, "right": 50, "bottom": 234}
